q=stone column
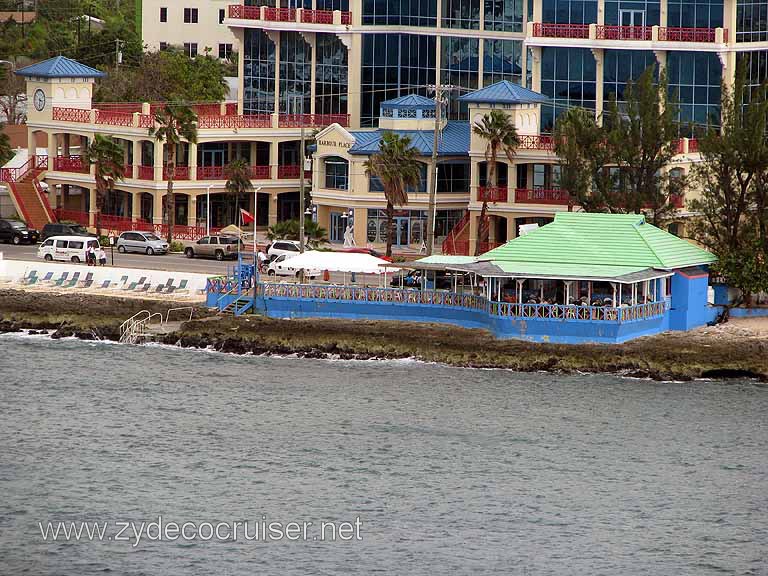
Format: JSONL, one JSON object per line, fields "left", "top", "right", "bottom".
{"left": 188, "top": 194, "right": 198, "bottom": 227}
{"left": 270, "top": 140, "right": 279, "bottom": 180}
{"left": 592, "top": 48, "right": 605, "bottom": 124}
{"left": 88, "top": 187, "right": 97, "bottom": 228}
{"left": 152, "top": 190, "right": 164, "bottom": 225}
{"left": 353, "top": 207, "right": 367, "bottom": 247}
{"left": 468, "top": 211, "right": 478, "bottom": 255}
{"left": 154, "top": 141, "right": 164, "bottom": 181}
{"left": 188, "top": 141, "right": 198, "bottom": 182}
{"left": 131, "top": 191, "right": 141, "bottom": 223}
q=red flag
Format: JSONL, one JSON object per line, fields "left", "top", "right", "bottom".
{"left": 240, "top": 208, "right": 254, "bottom": 224}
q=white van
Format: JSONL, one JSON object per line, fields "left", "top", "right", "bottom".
{"left": 37, "top": 235, "right": 100, "bottom": 263}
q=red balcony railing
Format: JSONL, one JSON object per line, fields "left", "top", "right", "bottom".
{"left": 264, "top": 7, "right": 295, "bottom": 21}
{"left": 99, "top": 214, "right": 134, "bottom": 230}
{"left": 278, "top": 113, "right": 350, "bottom": 128}
{"left": 532, "top": 22, "right": 590, "bottom": 39}
{"left": 301, "top": 9, "right": 333, "bottom": 23}
{"left": 517, "top": 135, "right": 556, "bottom": 151}
{"left": 477, "top": 186, "right": 508, "bottom": 202}
{"left": 341, "top": 11, "right": 351, "bottom": 25}
{"left": 198, "top": 114, "right": 271, "bottom": 129}
{"left": 478, "top": 242, "right": 503, "bottom": 254}
{"left": 95, "top": 109, "right": 134, "bottom": 127}
{"left": 250, "top": 165, "right": 271, "bottom": 179}
{"left": 197, "top": 164, "right": 272, "bottom": 180}
{"left": 658, "top": 27, "right": 718, "bottom": 43}
{"left": 54, "top": 208, "right": 90, "bottom": 227}
{"left": 228, "top": 4, "right": 260, "bottom": 19}
{"left": 138, "top": 114, "right": 154, "bottom": 128}
{"left": 52, "top": 107, "right": 91, "bottom": 123}
{"left": 277, "top": 165, "right": 311, "bottom": 179}
{"left": 688, "top": 139, "right": 699, "bottom": 153}
{"left": 123, "top": 164, "right": 134, "bottom": 178}
{"left": 670, "top": 194, "right": 685, "bottom": 209}
{"left": 596, "top": 25, "right": 652, "bottom": 41}
{"left": 137, "top": 165, "right": 154, "bottom": 180}
{"left": 53, "top": 155, "right": 88, "bottom": 173}
{"left": 163, "top": 166, "right": 190, "bottom": 180}
{"left": 0, "top": 154, "right": 44, "bottom": 182}
{"left": 515, "top": 188, "right": 570, "bottom": 205}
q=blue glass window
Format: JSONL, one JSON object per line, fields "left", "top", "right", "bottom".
{"left": 362, "top": 0, "right": 437, "bottom": 26}
{"left": 361, "top": 34, "right": 436, "bottom": 127}
{"left": 441, "top": 36, "right": 479, "bottom": 119}
{"left": 243, "top": 30, "right": 275, "bottom": 114}
{"left": 370, "top": 163, "right": 428, "bottom": 193}
{"left": 279, "top": 32, "right": 312, "bottom": 114}
{"left": 484, "top": 0, "right": 523, "bottom": 32}
{"left": 316, "top": 33, "right": 348, "bottom": 115}
{"left": 324, "top": 157, "right": 349, "bottom": 190}
{"left": 604, "top": 0, "right": 660, "bottom": 26}
{"left": 483, "top": 39, "right": 523, "bottom": 86}
{"left": 540, "top": 47, "right": 597, "bottom": 132}
{"left": 603, "top": 50, "right": 657, "bottom": 106}
{"left": 437, "top": 162, "right": 470, "bottom": 193}
{"left": 667, "top": 51, "right": 722, "bottom": 132}
{"left": 667, "top": 0, "right": 723, "bottom": 29}
{"left": 316, "top": 0, "right": 349, "bottom": 10}
{"left": 442, "top": 0, "right": 480, "bottom": 29}
{"left": 737, "top": 1, "right": 768, "bottom": 42}
{"left": 541, "top": 0, "right": 598, "bottom": 24}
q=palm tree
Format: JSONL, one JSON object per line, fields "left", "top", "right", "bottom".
{"left": 266, "top": 218, "right": 327, "bottom": 248}
{"left": 472, "top": 109, "right": 519, "bottom": 255}
{"left": 85, "top": 134, "right": 125, "bottom": 237}
{"left": 364, "top": 132, "right": 422, "bottom": 257}
{"left": 224, "top": 158, "right": 253, "bottom": 228}
{"left": 149, "top": 104, "right": 198, "bottom": 243}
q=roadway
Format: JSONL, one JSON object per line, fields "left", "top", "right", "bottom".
{"left": 0, "top": 243, "right": 233, "bottom": 275}
{"left": 0, "top": 243, "right": 409, "bottom": 284}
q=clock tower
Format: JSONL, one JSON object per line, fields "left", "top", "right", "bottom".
{"left": 16, "top": 56, "right": 106, "bottom": 124}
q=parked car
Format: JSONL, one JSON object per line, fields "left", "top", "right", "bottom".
{"left": 41, "top": 222, "right": 91, "bottom": 241}
{"left": 184, "top": 235, "right": 242, "bottom": 261}
{"left": 0, "top": 219, "right": 39, "bottom": 244}
{"left": 266, "top": 254, "right": 319, "bottom": 279}
{"left": 267, "top": 240, "right": 313, "bottom": 260}
{"left": 116, "top": 231, "right": 169, "bottom": 255}
{"left": 37, "top": 235, "right": 100, "bottom": 263}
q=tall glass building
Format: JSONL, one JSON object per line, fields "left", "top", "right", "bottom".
{"left": 229, "top": 0, "right": 762, "bottom": 134}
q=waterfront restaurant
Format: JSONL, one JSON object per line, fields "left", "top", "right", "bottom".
{"left": 209, "top": 213, "right": 717, "bottom": 344}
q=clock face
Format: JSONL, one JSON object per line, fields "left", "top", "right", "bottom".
{"left": 33, "top": 89, "right": 46, "bottom": 112}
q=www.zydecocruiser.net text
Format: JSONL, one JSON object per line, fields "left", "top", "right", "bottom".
{"left": 38, "top": 516, "right": 363, "bottom": 547}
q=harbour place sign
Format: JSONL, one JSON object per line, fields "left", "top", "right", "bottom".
{"left": 318, "top": 140, "right": 352, "bottom": 149}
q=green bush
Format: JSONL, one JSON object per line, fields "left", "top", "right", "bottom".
{"left": 170, "top": 241, "right": 185, "bottom": 253}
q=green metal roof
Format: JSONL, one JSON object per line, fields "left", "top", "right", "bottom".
{"left": 413, "top": 255, "right": 478, "bottom": 265}
{"left": 481, "top": 212, "right": 716, "bottom": 273}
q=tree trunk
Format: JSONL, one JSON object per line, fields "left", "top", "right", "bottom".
{"left": 476, "top": 152, "right": 496, "bottom": 255}
{"left": 385, "top": 200, "right": 394, "bottom": 258}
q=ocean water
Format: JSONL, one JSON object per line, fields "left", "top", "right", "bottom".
{"left": 0, "top": 333, "right": 766, "bottom": 575}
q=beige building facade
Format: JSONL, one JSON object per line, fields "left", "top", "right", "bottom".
{"left": 6, "top": 0, "right": 768, "bottom": 253}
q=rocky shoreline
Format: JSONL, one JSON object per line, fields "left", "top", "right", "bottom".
{"left": 1, "top": 289, "right": 767, "bottom": 381}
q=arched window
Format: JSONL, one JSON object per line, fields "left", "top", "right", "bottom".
{"left": 324, "top": 156, "right": 349, "bottom": 190}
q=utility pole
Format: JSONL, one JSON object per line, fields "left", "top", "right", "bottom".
{"left": 296, "top": 96, "right": 306, "bottom": 255}
{"left": 427, "top": 83, "right": 452, "bottom": 255}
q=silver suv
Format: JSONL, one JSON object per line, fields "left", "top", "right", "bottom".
{"left": 184, "top": 235, "right": 242, "bottom": 261}
{"left": 116, "top": 231, "right": 169, "bottom": 255}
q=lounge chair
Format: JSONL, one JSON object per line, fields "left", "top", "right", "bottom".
{"left": 52, "top": 272, "right": 70, "bottom": 287}
{"left": 122, "top": 276, "right": 147, "bottom": 291}
{"left": 61, "top": 272, "right": 81, "bottom": 288}
{"left": 106, "top": 275, "right": 128, "bottom": 291}
{"left": 153, "top": 284, "right": 166, "bottom": 294}
{"left": 20, "top": 270, "right": 38, "bottom": 285}
{"left": 94, "top": 279, "right": 111, "bottom": 290}
{"left": 166, "top": 279, "right": 189, "bottom": 296}
{"left": 78, "top": 272, "right": 94, "bottom": 288}
{"left": 135, "top": 283, "right": 151, "bottom": 293}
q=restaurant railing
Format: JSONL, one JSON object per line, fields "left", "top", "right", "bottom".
{"left": 596, "top": 25, "right": 652, "bottom": 41}
{"left": 514, "top": 188, "right": 570, "bottom": 205}
{"left": 477, "top": 186, "right": 508, "bottom": 202}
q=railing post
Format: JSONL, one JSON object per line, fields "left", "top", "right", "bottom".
{"left": 651, "top": 25, "right": 659, "bottom": 42}
{"left": 589, "top": 23, "right": 597, "bottom": 40}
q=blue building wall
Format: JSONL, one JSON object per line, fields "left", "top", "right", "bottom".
{"left": 244, "top": 295, "right": 669, "bottom": 344}
{"left": 669, "top": 271, "right": 711, "bottom": 330}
